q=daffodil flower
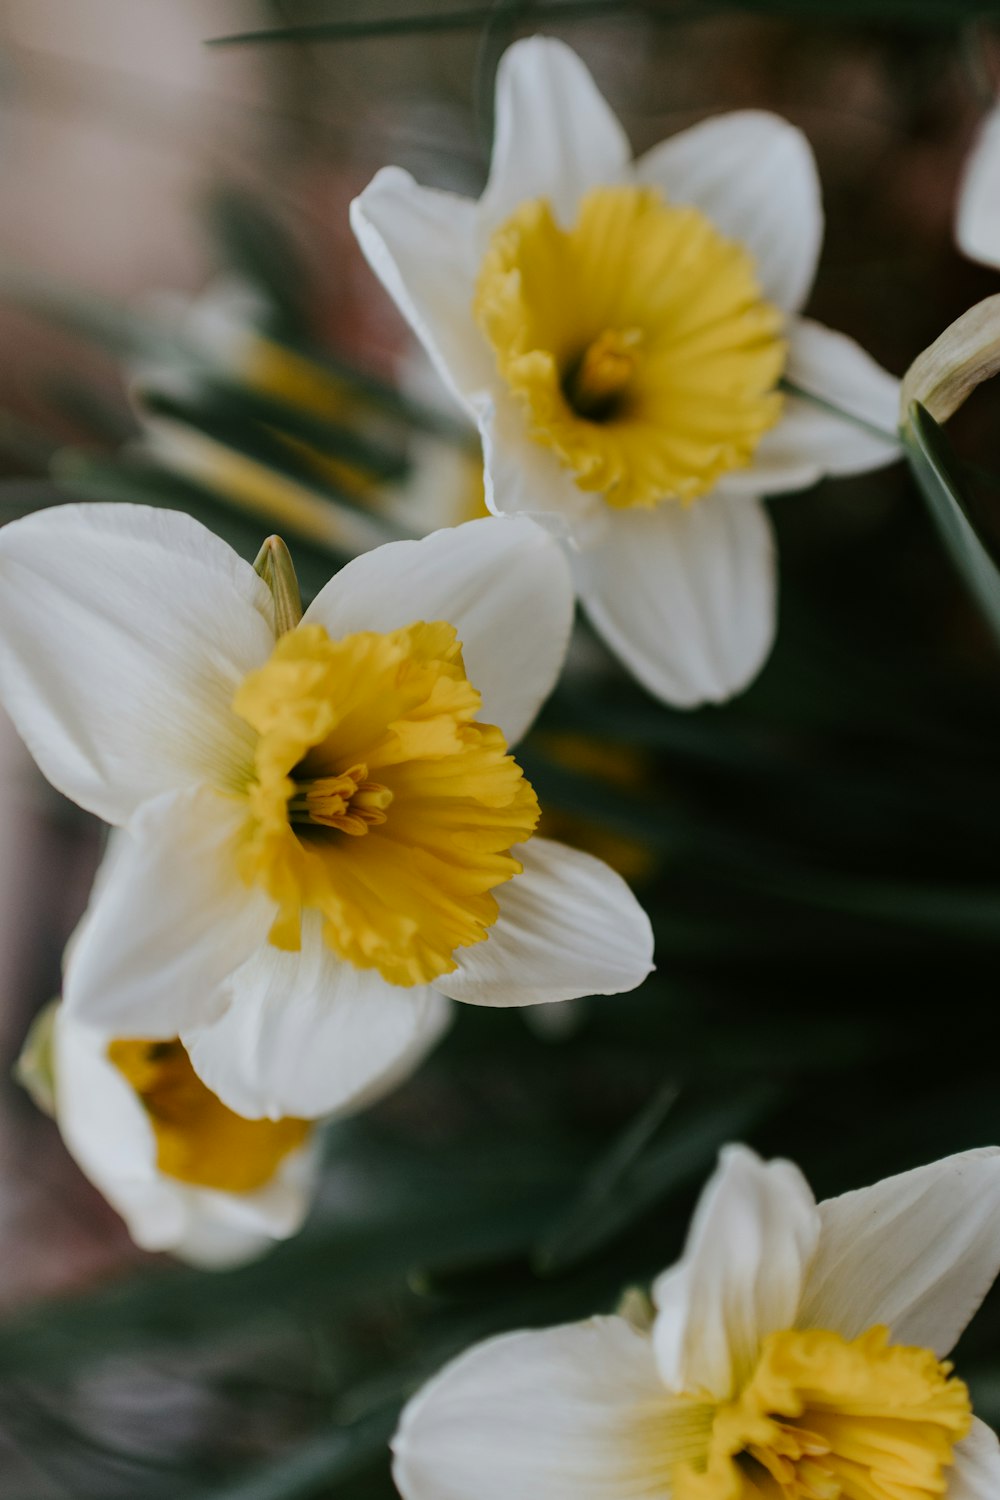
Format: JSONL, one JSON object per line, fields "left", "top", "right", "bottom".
{"left": 351, "top": 37, "right": 902, "bottom": 707}
{"left": 393, "top": 1144, "right": 1000, "bottom": 1499}
{"left": 0, "top": 503, "right": 653, "bottom": 1119}
{"left": 24, "top": 1001, "right": 318, "bottom": 1268}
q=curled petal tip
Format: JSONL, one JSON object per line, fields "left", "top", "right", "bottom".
{"left": 901, "top": 293, "right": 1000, "bottom": 426}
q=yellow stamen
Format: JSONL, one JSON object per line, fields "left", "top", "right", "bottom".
{"left": 674, "top": 1326, "right": 972, "bottom": 1500}
{"left": 287, "top": 764, "right": 393, "bottom": 834}
{"left": 107, "top": 1038, "right": 310, "bottom": 1193}
{"left": 233, "top": 620, "right": 539, "bottom": 987}
{"left": 474, "top": 185, "right": 786, "bottom": 508}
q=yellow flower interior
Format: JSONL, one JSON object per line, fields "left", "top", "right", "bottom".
{"left": 107, "top": 1038, "right": 310, "bottom": 1193}
{"left": 474, "top": 185, "right": 786, "bottom": 509}
{"left": 233, "top": 620, "right": 539, "bottom": 988}
{"left": 672, "top": 1326, "right": 971, "bottom": 1500}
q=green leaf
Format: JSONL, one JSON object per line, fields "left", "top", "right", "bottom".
{"left": 530, "top": 1079, "right": 680, "bottom": 1273}
{"left": 193, "top": 1406, "right": 397, "bottom": 1500}
{"left": 731, "top": 0, "right": 1000, "bottom": 15}
{"left": 137, "top": 384, "right": 408, "bottom": 521}
{"left": 0, "top": 1123, "right": 585, "bottom": 1382}
{"left": 742, "top": 865, "right": 1000, "bottom": 941}
{"left": 186, "top": 377, "right": 412, "bottom": 487}
{"left": 903, "top": 399, "right": 1000, "bottom": 648}
{"left": 533, "top": 1083, "right": 776, "bottom": 1273}
{"left": 206, "top": 0, "right": 1000, "bottom": 47}
{"left": 268, "top": 345, "right": 474, "bottom": 443}
{"left": 207, "top": 2, "right": 633, "bottom": 48}
{"left": 124, "top": 386, "right": 406, "bottom": 561}
{"left": 205, "top": 187, "right": 310, "bottom": 339}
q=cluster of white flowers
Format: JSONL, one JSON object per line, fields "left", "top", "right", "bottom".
{"left": 7, "top": 33, "right": 1000, "bottom": 1499}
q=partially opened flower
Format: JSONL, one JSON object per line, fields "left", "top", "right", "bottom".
{"left": 0, "top": 503, "right": 652, "bottom": 1119}
{"left": 352, "top": 37, "right": 901, "bottom": 707}
{"left": 393, "top": 1144, "right": 1000, "bottom": 1499}
{"left": 18, "top": 1000, "right": 317, "bottom": 1269}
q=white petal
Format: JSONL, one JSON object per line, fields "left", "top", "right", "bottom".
{"left": 718, "top": 317, "right": 901, "bottom": 498}
{"left": 53, "top": 1006, "right": 186, "bottom": 1248}
{"left": 574, "top": 494, "right": 776, "bottom": 708}
{"left": 652, "top": 1145, "right": 821, "bottom": 1402}
{"left": 168, "top": 1141, "right": 320, "bottom": 1269}
{"left": 63, "top": 786, "right": 273, "bottom": 1037}
{"left": 435, "top": 836, "right": 653, "bottom": 1006}
{"left": 350, "top": 167, "right": 492, "bottom": 410}
{"left": 636, "top": 111, "right": 822, "bottom": 313}
{"left": 166, "top": 1216, "right": 279, "bottom": 1270}
{"left": 184, "top": 915, "right": 451, "bottom": 1120}
{"left": 0, "top": 502, "right": 274, "bottom": 825}
{"left": 53, "top": 1007, "right": 317, "bottom": 1268}
{"left": 303, "top": 517, "right": 574, "bottom": 746}
{"left": 393, "top": 1316, "right": 713, "bottom": 1500}
{"left": 477, "top": 37, "right": 632, "bottom": 237}
{"left": 949, "top": 1420, "right": 1000, "bottom": 1500}
{"left": 797, "top": 1147, "right": 1000, "bottom": 1357}
{"left": 956, "top": 105, "right": 1000, "bottom": 269}
{"left": 476, "top": 391, "right": 604, "bottom": 534}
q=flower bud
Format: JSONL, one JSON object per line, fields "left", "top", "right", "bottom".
{"left": 14, "top": 999, "right": 59, "bottom": 1118}
{"left": 253, "top": 533, "right": 302, "bottom": 635}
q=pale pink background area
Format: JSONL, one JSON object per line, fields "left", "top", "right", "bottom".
{"left": 0, "top": 0, "right": 277, "bottom": 1305}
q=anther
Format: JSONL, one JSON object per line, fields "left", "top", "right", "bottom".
{"left": 288, "top": 764, "right": 393, "bottom": 835}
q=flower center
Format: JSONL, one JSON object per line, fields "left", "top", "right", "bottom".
{"left": 563, "top": 327, "right": 644, "bottom": 420}
{"left": 107, "top": 1038, "right": 310, "bottom": 1193}
{"left": 286, "top": 764, "right": 393, "bottom": 835}
{"left": 474, "top": 184, "right": 786, "bottom": 509}
{"left": 232, "top": 620, "right": 539, "bottom": 988}
{"left": 674, "top": 1326, "right": 972, "bottom": 1500}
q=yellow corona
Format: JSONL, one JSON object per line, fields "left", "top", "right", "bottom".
{"left": 475, "top": 185, "right": 786, "bottom": 509}
{"left": 108, "top": 1038, "right": 310, "bottom": 1193}
{"left": 233, "top": 620, "right": 539, "bottom": 987}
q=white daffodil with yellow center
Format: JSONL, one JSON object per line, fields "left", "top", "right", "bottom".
{"left": 0, "top": 502, "right": 652, "bottom": 1120}
{"left": 393, "top": 1145, "right": 1000, "bottom": 1500}
{"left": 18, "top": 1001, "right": 316, "bottom": 1267}
{"left": 352, "top": 36, "right": 903, "bottom": 708}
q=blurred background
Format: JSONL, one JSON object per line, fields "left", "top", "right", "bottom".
{"left": 3, "top": 2, "right": 1000, "bottom": 1495}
